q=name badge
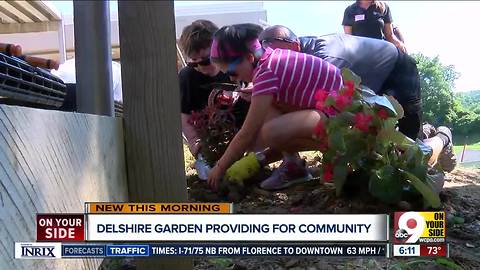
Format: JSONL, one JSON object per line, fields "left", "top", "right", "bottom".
{"left": 355, "top": 14, "right": 365, "bottom": 21}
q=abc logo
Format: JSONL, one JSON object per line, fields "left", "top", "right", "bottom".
{"left": 396, "top": 212, "right": 425, "bottom": 243}
{"left": 394, "top": 229, "right": 409, "bottom": 240}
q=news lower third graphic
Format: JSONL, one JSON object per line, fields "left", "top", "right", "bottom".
{"left": 13, "top": 203, "right": 451, "bottom": 259}
{"left": 392, "top": 211, "right": 448, "bottom": 257}
{"left": 18, "top": 243, "right": 387, "bottom": 258}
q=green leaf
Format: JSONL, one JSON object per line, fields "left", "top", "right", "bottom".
{"left": 386, "top": 96, "right": 404, "bottom": 119}
{"left": 333, "top": 162, "right": 349, "bottom": 196}
{"left": 390, "top": 130, "right": 415, "bottom": 146}
{"left": 341, "top": 68, "right": 362, "bottom": 87}
{"left": 452, "top": 216, "right": 465, "bottom": 224}
{"left": 322, "top": 150, "right": 336, "bottom": 162}
{"left": 358, "top": 86, "right": 398, "bottom": 116}
{"left": 400, "top": 169, "right": 441, "bottom": 208}
{"left": 403, "top": 145, "right": 417, "bottom": 165}
{"left": 377, "top": 122, "right": 412, "bottom": 148}
{"left": 328, "top": 130, "right": 346, "bottom": 153}
{"left": 434, "top": 258, "right": 464, "bottom": 270}
{"left": 208, "top": 258, "right": 234, "bottom": 269}
{"left": 369, "top": 166, "right": 403, "bottom": 204}
{"left": 325, "top": 96, "right": 336, "bottom": 107}
{"left": 344, "top": 132, "right": 367, "bottom": 161}
{"left": 335, "top": 112, "right": 355, "bottom": 126}
{"left": 383, "top": 118, "right": 397, "bottom": 131}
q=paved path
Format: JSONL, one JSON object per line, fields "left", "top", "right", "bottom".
{"left": 457, "top": 150, "right": 480, "bottom": 163}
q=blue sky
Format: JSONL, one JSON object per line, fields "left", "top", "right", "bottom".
{"left": 50, "top": 1, "right": 479, "bottom": 92}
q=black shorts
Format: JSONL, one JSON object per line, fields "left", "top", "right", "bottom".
{"left": 381, "top": 51, "right": 422, "bottom": 140}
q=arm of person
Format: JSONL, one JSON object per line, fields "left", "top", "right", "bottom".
{"left": 343, "top": 26, "right": 353, "bottom": 35}
{"left": 207, "top": 94, "right": 273, "bottom": 189}
{"left": 382, "top": 4, "right": 407, "bottom": 53}
{"left": 384, "top": 23, "right": 407, "bottom": 53}
{"left": 342, "top": 6, "right": 354, "bottom": 35}
{"left": 393, "top": 25, "right": 405, "bottom": 43}
{"left": 238, "top": 82, "right": 253, "bottom": 102}
{"left": 178, "top": 67, "right": 202, "bottom": 156}
{"left": 181, "top": 113, "right": 202, "bottom": 157}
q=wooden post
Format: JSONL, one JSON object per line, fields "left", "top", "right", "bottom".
{"left": 461, "top": 136, "right": 468, "bottom": 163}
{"left": 118, "top": 1, "right": 191, "bottom": 269}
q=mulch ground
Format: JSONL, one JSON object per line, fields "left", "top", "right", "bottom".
{"left": 100, "top": 164, "right": 480, "bottom": 270}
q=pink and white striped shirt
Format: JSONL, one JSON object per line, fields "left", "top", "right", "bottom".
{"left": 252, "top": 48, "right": 343, "bottom": 108}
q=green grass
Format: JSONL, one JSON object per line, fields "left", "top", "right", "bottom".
{"left": 453, "top": 133, "right": 480, "bottom": 155}
{"left": 453, "top": 143, "right": 480, "bottom": 154}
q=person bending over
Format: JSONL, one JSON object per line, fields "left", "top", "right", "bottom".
{"left": 259, "top": 25, "right": 456, "bottom": 174}
{"left": 207, "top": 24, "right": 344, "bottom": 190}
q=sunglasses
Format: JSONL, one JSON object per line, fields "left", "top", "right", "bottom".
{"left": 186, "top": 57, "right": 211, "bottom": 68}
{"left": 225, "top": 58, "right": 242, "bottom": 77}
{"left": 260, "top": 37, "right": 297, "bottom": 48}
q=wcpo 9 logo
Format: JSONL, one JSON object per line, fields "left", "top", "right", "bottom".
{"left": 393, "top": 211, "right": 446, "bottom": 244}
{"left": 393, "top": 212, "right": 425, "bottom": 244}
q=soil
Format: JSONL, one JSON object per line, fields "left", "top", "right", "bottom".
{"left": 186, "top": 165, "right": 480, "bottom": 270}
{"left": 100, "top": 163, "right": 480, "bottom": 270}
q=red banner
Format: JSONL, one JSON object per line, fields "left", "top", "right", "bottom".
{"left": 37, "top": 214, "right": 84, "bottom": 241}
{"left": 420, "top": 244, "right": 447, "bottom": 257}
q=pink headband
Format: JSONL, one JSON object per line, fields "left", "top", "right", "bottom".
{"left": 211, "top": 38, "right": 262, "bottom": 59}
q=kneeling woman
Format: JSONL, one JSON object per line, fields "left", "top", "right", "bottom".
{"left": 207, "top": 24, "right": 343, "bottom": 190}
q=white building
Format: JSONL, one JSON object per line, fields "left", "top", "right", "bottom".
{"left": 0, "top": 1, "right": 268, "bottom": 62}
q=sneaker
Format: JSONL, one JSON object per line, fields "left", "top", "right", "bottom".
{"left": 260, "top": 160, "right": 313, "bottom": 190}
{"left": 194, "top": 154, "right": 211, "bottom": 181}
{"left": 436, "top": 126, "right": 457, "bottom": 172}
{"left": 421, "top": 123, "right": 437, "bottom": 140}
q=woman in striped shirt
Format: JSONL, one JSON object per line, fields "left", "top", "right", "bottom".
{"left": 207, "top": 24, "right": 343, "bottom": 190}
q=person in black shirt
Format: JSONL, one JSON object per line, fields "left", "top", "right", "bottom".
{"left": 342, "top": 1, "right": 406, "bottom": 53}
{"left": 179, "top": 65, "right": 230, "bottom": 114}
{"left": 178, "top": 20, "right": 251, "bottom": 180}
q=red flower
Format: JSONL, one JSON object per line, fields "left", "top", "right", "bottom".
{"left": 314, "top": 120, "right": 327, "bottom": 137}
{"left": 343, "top": 81, "right": 355, "bottom": 97}
{"left": 322, "top": 163, "right": 334, "bottom": 182}
{"left": 354, "top": 112, "right": 373, "bottom": 132}
{"left": 315, "top": 100, "right": 326, "bottom": 111}
{"left": 334, "top": 94, "right": 352, "bottom": 111}
{"left": 314, "top": 90, "right": 329, "bottom": 102}
{"left": 345, "top": 80, "right": 354, "bottom": 91}
{"left": 314, "top": 90, "right": 330, "bottom": 112}
{"left": 376, "top": 108, "right": 390, "bottom": 120}
{"left": 323, "top": 106, "right": 338, "bottom": 117}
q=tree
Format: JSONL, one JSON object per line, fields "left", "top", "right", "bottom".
{"left": 454, "top": 91, "right": 480, "bottom": 135}
{"left": 412, "top": 53, "right": 459, "bottom": 126}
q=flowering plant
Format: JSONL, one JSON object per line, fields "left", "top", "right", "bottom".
{"left": 188, "top": 88, "right": 239, "bottom": 166}
{"left": 314, "top": 69, "right": 441, "bottom": 208}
